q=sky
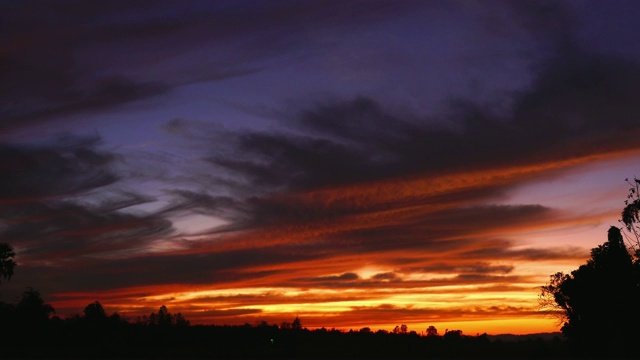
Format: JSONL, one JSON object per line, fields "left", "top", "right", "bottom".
{"left": 2, "top": 0, "right": 640, "bottom": 335}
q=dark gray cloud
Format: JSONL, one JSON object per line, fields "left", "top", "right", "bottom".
{"left": 0, "top": 200, "right": 173, "bottom": 261}
{"left": 6, "top": 242, "right": 324, "bottom": 294}
{"left": 306, "top": 272, "right": 360, "bottom": 282}
{"left": 273, "top": 205, "right": 555, "bottom": 258}
{"left": 0, "top": 136, "right": 116, "bottom": 199}
{"left": 403, "top": 263, "right": 514, "bottom": 276}
{"left": 0, "top": 1, "right": 195, "bottom": 131}
{"left": 173, "top": 44, "right": 640, "bottom": 245}
{"left": 201, "top": 308, "right": 262, "bottom": 317}
{"left": 0, "top": 136, "right": 174, "bottom": 273}
{"left": 211, "top": 49, "right": 640, "bottom": 196}
{"left": 460, "top": 243, "right": 587, "bottom": 261}
{"left": 371, "top": 272, "right": 402, "bottom": 281}
{"left": 0, "top": 0, "right": 421, "bottom": 133}
{"left": 289, "top": 274, "right": 535, "bottom": 290}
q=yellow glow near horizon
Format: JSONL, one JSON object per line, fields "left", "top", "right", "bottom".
{"left": 406, "top": 318, "right": 559, "bottom": 336}
{"left": 99, "top": 280, "right": 555, "bottom": 334}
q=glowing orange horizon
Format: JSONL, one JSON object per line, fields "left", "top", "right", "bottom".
{"left": 48, "top": 282, "right": 560, "bottom": 335}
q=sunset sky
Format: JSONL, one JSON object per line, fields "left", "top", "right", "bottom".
{"left": 2, "top": 0, "right": 640, "bottom": 335}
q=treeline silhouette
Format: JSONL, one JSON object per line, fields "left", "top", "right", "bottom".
{"left": 0, "top": 272, "right": 568, "bottom": 357}
{"left": 0, "top": 292, "right": 568, "bottom": 358}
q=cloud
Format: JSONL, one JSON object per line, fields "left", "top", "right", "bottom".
{"left": 0, "top": 135, "right": 116, "bottom": 200}
{"left": 371, "top": 272, "right": 402, "bottom": 281}
{"left": 307, "top": 272, "right": 360, "bottom": 282}
{"left": 0, "top": 0, "right": 422, "bottom": 134}
{"left": 403, "top": 263, "right": 514, "bottom": 275}
{"left": 460, "top": 244, "right": 587, "bottom": 262}
{"left": 1, "top": 14, "right": 175, "bottom": 132}
{"left": 0, "top": 136, "right": 175, "bottom": 273}
{"left": 213, "top": 54, "right": 640, "bottom": 195}
{"left": 171, "top": 43, "right": 640, "bottom": 266}
{"left": 201, "top": 308, "right": 263, "bottom": 317}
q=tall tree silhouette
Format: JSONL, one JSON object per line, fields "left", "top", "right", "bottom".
{"left": 291, "top": 316, "right": 302, "bottom": 330}
{"left": 540, "top": 227, "right": 639, "bottom": 354}
{"left": 0, "top": 243, "right": 16, "bottom": 283}
{"left": 156, "top": 305, "right": 173, "bottom": 327}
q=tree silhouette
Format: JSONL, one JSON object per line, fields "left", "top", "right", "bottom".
{"left": 291, "top": 316, "right": 302, "bottom": 330}
{"left": 444, "top": 329, "right": 462, "bottom": 340}
{"left": 0, "top": 243, "right": 16, "bottom": 283}
{"left": 621, "top": 177, "right": 640, "bottom": 255}
{"left": 426, "top": 325, "right": 438, "bottom": 336}
{"left": 84, "top": 301, "right": 107, "bottom": 323}
{"left": 147, "top": 305, "right": 189, "bottom": 327}
{"left": 280, "top": 321, "right": 291, "bottom": 330}
{"left": 540, "top": 226, "right": 639, "bottom": 354}
{"left": 16, "top": 287, "right": 54, "bottom": 325}
{"left": 157, "top": 305, "right": 173, "bottom": 326}
{"left": 174, "top": 312, "right": 190, "bottom": 327}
